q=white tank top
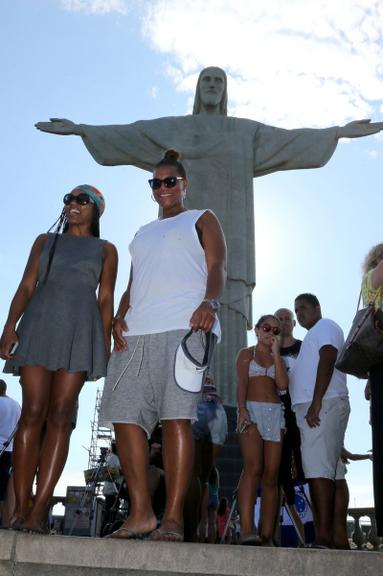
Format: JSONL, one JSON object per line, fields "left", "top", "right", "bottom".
{"left": 124, "top": 210, "right": 221, "bottom": 337}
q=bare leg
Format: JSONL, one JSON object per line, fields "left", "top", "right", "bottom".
{"left": 261, "top": 438, "right": 283, "bottom": 544}
{"left": 2, "top": 474, "right": 16, "bottom": 528}
{"left": 308, "top": 477, "right": 335, "bottom": 547}
{"left": 198, "top": 481, "right": 208, "bottom": 542}
{"left": 152, "top": 419, "right": 194, "bottom": 541}
{"left": 208, "top": 506, "right": 218, "bottom": 543}
{"left": 183, "top": 438, "right": 201, "bottom": 542}
{"left": 11, "top": 366, "right": 52, "bottom": 525}
{"left": 333, "top": 479, "right": 350, "bottom": 549}
{"left": 185, "top": 439, "right": 220, "bottom": 542}
{"left": 23, "top": 369, "right": 85, "bottom": 530}
{"left": 238, "top": 425, "right": 263, "bottom": 539}
{"left": 112, "top": 423, "right": 157, "bottom": 537}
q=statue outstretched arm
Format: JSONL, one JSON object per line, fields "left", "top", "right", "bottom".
{"left": 337, "top": 119, "right": 383, "bottom": 139}
{"left": 34, "top": 116, "right": 174, "bottom": 169}
{"left": 35, "top": 118, "right": 83, "bottom": 136}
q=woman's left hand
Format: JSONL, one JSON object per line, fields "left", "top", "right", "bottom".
{"left": 0, "top": 325, "right": 18, "bottom": 360}
{"left": 189, "top": 301, "right": 216, "bottom": 332}
{"left": 271, "top": 335, "right": 281, "bottom": 356}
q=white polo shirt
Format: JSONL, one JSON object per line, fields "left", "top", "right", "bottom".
{"left": 0, "top": 395, "right": 21, "bottom": 452}
{"left": 289, "top": 318, "right": 348, "bottom": 407}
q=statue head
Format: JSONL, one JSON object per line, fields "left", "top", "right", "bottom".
{"left": 192, "top": 66, "right": 228, "bottom": 116}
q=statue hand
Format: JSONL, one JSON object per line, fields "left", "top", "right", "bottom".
{"left": 35, "top": 118, "right": 81, "bottom": 135}
{"left": 338, "top": 119, "right": 383, "bottom": 139}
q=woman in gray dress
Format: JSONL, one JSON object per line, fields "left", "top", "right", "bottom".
{"left": 0, "top": 185, "right": 118, "bottom": 533}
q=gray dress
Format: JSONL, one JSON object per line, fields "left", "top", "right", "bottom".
{"left": 4, "top": 233, "right": 107, "bottom": 381}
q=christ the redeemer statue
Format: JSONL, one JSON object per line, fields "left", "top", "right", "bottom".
{"left": 36, "top": 66, "right": 383, "bottom": 405}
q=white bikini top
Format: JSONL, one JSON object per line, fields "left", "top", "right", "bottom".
{"left": 248, "top": 359, "right": 276, "bottom": 379}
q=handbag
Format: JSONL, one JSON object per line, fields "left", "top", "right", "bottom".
{"left": 336, "top": 291, "right": 383, "bottom": 379}
{"left": 174, "top": 330, "right": 216, "bottom": 393}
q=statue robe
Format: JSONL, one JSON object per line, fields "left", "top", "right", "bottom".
{"left": 80, "top": 114, "right": 338, "bottom": 404}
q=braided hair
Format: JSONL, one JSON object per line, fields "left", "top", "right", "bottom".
{"left": 42, "top": 209, "right": 67, "bottom": 284}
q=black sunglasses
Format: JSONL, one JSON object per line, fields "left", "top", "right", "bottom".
{"left": 260, "top": 323, "right": 281, "bottom": 336}
{"left": 148, "top": 176, "right": 183, "bottom": 190}
{"left": 63, "top": 193, "right": 94, "bottom": 206}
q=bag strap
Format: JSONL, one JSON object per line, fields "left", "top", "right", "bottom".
{"left": 356, "top": 290, "right": 362, "bottom": 313}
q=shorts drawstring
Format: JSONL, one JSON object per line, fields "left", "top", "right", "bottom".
{"left": 136, "top": 336, "right": 145, "bottom": 376}
{"left": 112, "top": 336, "right": 143, "bottom": 391}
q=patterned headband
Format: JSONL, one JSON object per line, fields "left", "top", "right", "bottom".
{"left": 73, "top": 184, "right": 105, "bottom": 216}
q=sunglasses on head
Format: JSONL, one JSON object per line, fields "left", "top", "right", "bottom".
{"left": 148, "top": 176, "right": 183, "bottom": 190}
{"left": 63, "top": 193, "right": 94, "bottom": 206}
{"left": 259, "top": 323, "right": 280, "bottom": 336}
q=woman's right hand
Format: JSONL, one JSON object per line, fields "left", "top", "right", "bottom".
{"left": 237, "top": 407, "right": 250, "bottom": 434}
{"left": 112, "top": 317, "right": 128, "bottom": 352}
{"left": 0, "top": 325, "right": 18, "bottom": 360}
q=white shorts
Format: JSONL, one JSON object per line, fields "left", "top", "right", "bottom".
{"left": 294, "top": 396, "right": 350, "bottom": 480}
{"left": 246, "top": 400, "right": 285, "bottom": 442}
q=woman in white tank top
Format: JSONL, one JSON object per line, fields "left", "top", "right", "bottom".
{"left": 236, "top": 314, "right": 288, "bottom": 545}
{"left": 101, "top": 149, "right": 227, "bottom": 542}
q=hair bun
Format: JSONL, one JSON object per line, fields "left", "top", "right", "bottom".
{"left": 164, "top": 149, "right": 181, "bottom": 161}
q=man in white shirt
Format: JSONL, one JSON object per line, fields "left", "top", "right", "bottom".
{"left": 289, "top": 294, "right": 350, "bottom": 548}
{"left": 0, "top": 379, "right": 21, "bottom": 525}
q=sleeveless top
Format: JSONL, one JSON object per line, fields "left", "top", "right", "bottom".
{"left": 362, "top": 269, "right": 383, "bottom": 309}
{"left": 3, "top": 233, "right": 107, "bottom": 380}
{"left": 124, "top": 209, "right": 220, "bottom": 337}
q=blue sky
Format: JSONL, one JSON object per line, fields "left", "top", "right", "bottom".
{"left": 1, "top": 0, "right": 382, "bottom": 508}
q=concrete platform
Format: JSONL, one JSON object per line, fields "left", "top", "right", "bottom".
{"left": 0, "top": 530, "right": 382, "bottom": 576}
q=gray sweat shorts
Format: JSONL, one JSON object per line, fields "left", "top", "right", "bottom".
{"left": 99, "top": 330, "right": 205, "bottom": 438}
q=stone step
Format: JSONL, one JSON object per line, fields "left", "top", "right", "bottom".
{"left": 0, "top": 530, "right": 381, "bottom": 576}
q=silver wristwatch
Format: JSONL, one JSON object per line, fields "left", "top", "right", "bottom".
{"left": 203, "top": 298, "right": 220, "bottom": 311}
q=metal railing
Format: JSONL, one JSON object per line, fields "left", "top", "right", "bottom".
{"left": 348, "top": 507, "right": 383, "bottom": 550}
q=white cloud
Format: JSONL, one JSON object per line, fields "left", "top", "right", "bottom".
{"left": 140, "top": 0, "right": 383, "bottom": 128}
{"left": 61, "top": 0, "right": 130, "bottom": 15}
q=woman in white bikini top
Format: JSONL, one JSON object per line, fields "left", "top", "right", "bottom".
{"left": 236, "top": 314, "right": 288, "bottom": 546}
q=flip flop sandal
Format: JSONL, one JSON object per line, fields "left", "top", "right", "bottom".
{"left": 149, "top": 527, "right": 184, "bottom": 542}
{"left": 105, "top": 527, "right": 147, "bottom": 540}
{"left": 9, "top": 516, "right": 26, "bottom": 531}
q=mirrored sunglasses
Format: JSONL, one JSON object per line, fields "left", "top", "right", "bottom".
{"left": 260, "top": 323, "right": 280, "bottom": 336}
{"left": 63, "top": 193, "right": 94, "bottom": 206}
{"left": 148, "top": 176, "right": 183, "bottom": 190}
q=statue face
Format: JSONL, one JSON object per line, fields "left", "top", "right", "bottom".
{"left": 198, "top": 67, "right": 226, "bottom": 108}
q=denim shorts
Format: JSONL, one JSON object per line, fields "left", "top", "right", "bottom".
{"left": 192, "top": 401, "right": 228, "bottom": 446}
{"left": 246, "top": 400, "right": 285, "bottom": 442}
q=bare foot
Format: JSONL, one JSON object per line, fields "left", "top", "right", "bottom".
{"left": 150, "top": 519, "right": 184, "bottom": 542}
{"left": 22, "top": 519, "right": 49, "bottom": 534}
{"left": 239, "top": 533, "right": 261, "bottom": 545}
{"left": 108, "top": 514, "right": 157, "bottom": 539}
{"left": 9, "top": 515, "right": 26, "bottom": 531}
